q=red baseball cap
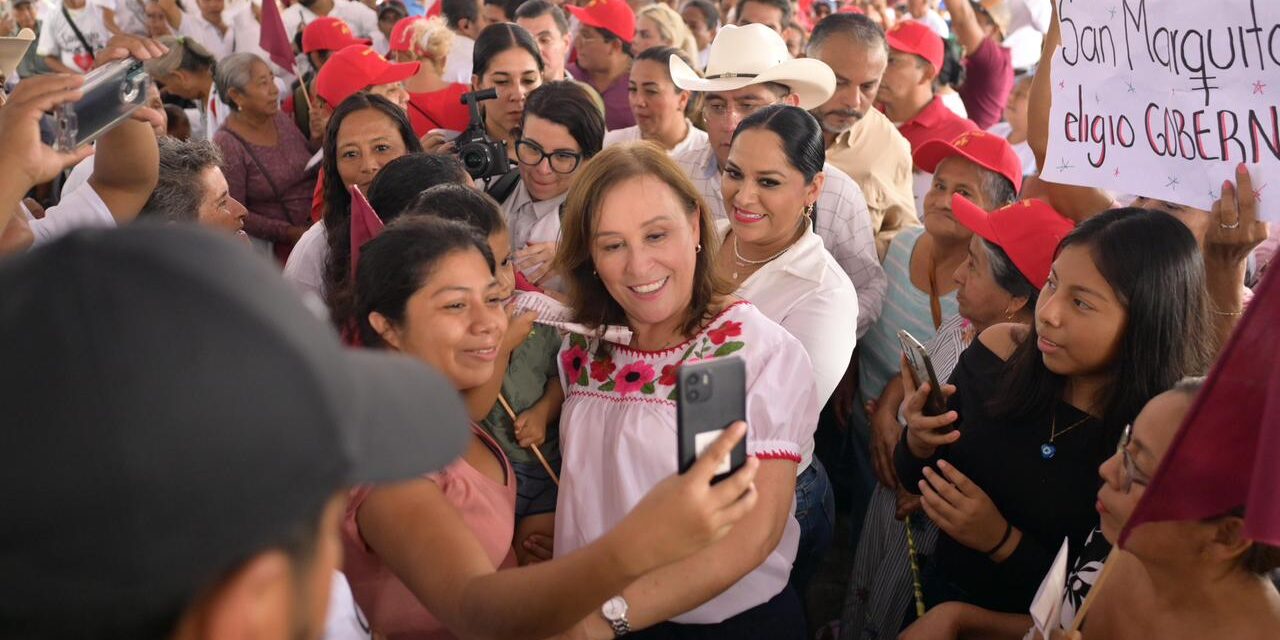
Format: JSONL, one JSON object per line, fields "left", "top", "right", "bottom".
{"left": 316, "top": 45, "right": 420, "bottom": 108}
{"left": 886, "top": 20, "right": 943, "bottom": 71}
{"left": 951, "top": 196, "right": 1075, "bottom": 289}
{"left": 837, "top": 5, "right": 864, "bottom": 14}
{"left": 390, "top": 16, "right": 426, "bottom": 53}
{"left": 302, "top": 17, "right": 371, "bottom": 54}
{"left": 913, "top": 130, "right": 1024, "bottom": 193}
{"left": 566, "top": 0, "right": 636, "bottom": 44}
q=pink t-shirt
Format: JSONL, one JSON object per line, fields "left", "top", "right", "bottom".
{"left": 959, "top": 37, "right": 1014, "bottom": 130}
{"left": 343, "top": 426, "right": 517, "bottom": 639}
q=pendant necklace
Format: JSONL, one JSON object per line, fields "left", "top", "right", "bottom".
{"left": 1041, "top": 413, "right": 1091, "bottom": 460}
{"left": 731, "top": 235, "right": 790, "bottom": 281}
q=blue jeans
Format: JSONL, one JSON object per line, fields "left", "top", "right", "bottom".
{"left": 790, "top": 458, "right": 836, "bottom": 595}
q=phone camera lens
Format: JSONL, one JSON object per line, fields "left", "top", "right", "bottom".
{"left": 687, "top": 389, "right": 701, "bottom": 402}
{"left": 686, "top": 374, "right": 699, "bottom": 386}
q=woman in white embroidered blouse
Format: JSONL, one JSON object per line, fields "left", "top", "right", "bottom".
{"left": 714, "top": 104, "right": 857, "bottom": 593}
{"left": 551, "top": 142, "right": 820, "bottom": 638}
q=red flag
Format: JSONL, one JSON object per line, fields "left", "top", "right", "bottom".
{"left": 259, "top": 0, "right": 296, "bottom": 74}
{"left": 349, "top": 184, "right": 384, "bottom": 276}
{"left": 1122, "top": 264, "right": 1280, "bottom": 547}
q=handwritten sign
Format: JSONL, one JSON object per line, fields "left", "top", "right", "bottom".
{"left": 1044, "top": 0, "right": 1279, "bottom": 218}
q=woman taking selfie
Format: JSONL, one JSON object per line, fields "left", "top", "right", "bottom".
{"left": 895, "top": 208, "right": 1215, "bottom": 614}
{"left": 344, "top": 216, "right": 762, "bottom": 639}
{"left": 551, "top": 143, "right": 819, "bottom": 637}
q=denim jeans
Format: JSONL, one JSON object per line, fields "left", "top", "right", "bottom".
{"left": 790, "top": 458, "right": 836, "bottom": 595}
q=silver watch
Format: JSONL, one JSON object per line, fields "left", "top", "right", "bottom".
{"left": 601, "top": 595, "right": 630, "bottom": 636}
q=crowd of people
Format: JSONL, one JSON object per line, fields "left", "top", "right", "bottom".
{"left": 1, "top": 0, "right": 1277, "bottom": 639}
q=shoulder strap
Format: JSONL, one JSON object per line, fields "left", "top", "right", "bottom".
{"left": 223, "top": 126, "right": 285, "bottom": 202}
{"left": 61, "top": 4, "right": 96, "bottom": 55}
{"left": 485, "top": 169, "right": 522, "bottom": 204}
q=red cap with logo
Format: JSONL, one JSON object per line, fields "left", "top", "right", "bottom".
{"left": 885, "top": 19, "right": 943, "bottom": 71}
{"left": 302, "top": 17, "right": 371, "bottom": 54}
{"left": 951, "top": 196, "right": 1075, "bottom": 289}
{"left": 316, "top": 45, "right": 420, "bottom": 108}
{"left": 913, "top": 130, "right": 1024, "bottom": 193}
{"left": 390, "top": 16, "right": 426, "bottom": 53}
{"left": 565, "top": 0, "right": 636, "bottom": 44}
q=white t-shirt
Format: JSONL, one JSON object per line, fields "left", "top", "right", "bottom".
{"left": 177, "top": 8, "right": 262, "bottom": 60}
{"left": 917, "top": 9, "right": 949, "bottom": 39}
{"left": 987, "top": 121, "right": 1037, "bottom": 177}
{"left": 442, "top": 33, "right": 474, "bottom": 84}
{"left": 282, "top": 0, "right": 378, "bottom": 42}
{"left": 108, "top": 0, "right": 149, "bottom": 36}
{"left": 37, "top": 2, "right": 111, "bottom": 72}
{"left": 283, "top": 220, "right": 329, "bottom": 303}
{"left": 602, "top": 120, "right": 709, "bottom": 158}
{"left": 29, "top": 182, "right": 116, "bottom": 245}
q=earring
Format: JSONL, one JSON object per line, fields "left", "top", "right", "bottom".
{"left": 695, "top": 243, "right": 702, "bottom": 253}
{"left": 1004, "top": 306, "right": 1015, "bottom": 321}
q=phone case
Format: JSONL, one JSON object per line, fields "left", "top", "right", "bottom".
{"left": 54, "top": 58, "right": 151, "bottom": 152}
{"left": 897, "top": 330, "right": 950, "bottom": 419}
{"left": 676, "top": 356, "right": 748, "bottom": 483}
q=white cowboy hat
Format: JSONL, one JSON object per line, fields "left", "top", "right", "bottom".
{"left": 669, "top": 24, "right": 835, "bottom": 110}
{"left": 0, "top": 29, "right": 36, "bottom": 78}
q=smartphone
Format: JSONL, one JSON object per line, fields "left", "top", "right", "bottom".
{"left": 54, "top": 58, "right": 151, "bottom": 152}
{"left": 897, "top": 330, "right": 950, "bottom": 419}
{"left": 676, "top": 357, "right": 747, "bottom": 484}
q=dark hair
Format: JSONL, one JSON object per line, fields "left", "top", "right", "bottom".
{"left": 473, "top": 22, "right": 544, "bottom": 78}
{"left": 322, "top": 94, "right": 423, "bottom": 329}
{"left": 555, "top": 143, "right": 735, "bottom": 337}
{"left": 378, "top": 2, "right": 408, "bottom": 21}
{"left": 483, "top": 0, "right": 523, "bottom": 21}
{"left": 367, "top": 153, "right": 469, "bottom": 224}
{"left": 982, "top": 239, "right": 1039, "bottom": 308}
{"left": 991, "top": 208, "right": 1215, "bottom": 434}
{"left": 736, "top": 0, "right": 792, "bottom": 27}
{"left": 635, "top": 46, "right": 701, "bottom": 117}
{"left": 355, "top": 217, "right": 495, "bottom": 348}
{"left": 146, "top": 35, "right": 216, "bottom": 77}
{"left": 589, "top": 25, "right": 634, "bottom": 58}
{"left": 807, "top": 12, "right": 886, "bottom": 55}
{"left": 515, "top": 0, "right": 570, "bottom": 35}
{"left": 403, "top": 183, "right": 506, "bottom": 237}
{"left": 934, "top": 35, "right": 967, "bottom": 91}
{"left": 731, "top": 104, "right": 824, "bottom": 182}
{"left": 140, "top": 138, "right": 223, "bottom": 222}
{"left": 442, "top": 0, "right": 479, "bottom": 29}
{"left": 681, "top": 0, "right": 719, "bottom": 29}
{"left": 521, "top": 81, "right": 606, "bottom": 158}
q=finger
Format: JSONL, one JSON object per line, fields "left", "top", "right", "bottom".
{"left": 8, "top": 74, "right": 85, "bottom": 111}
{"left": 1235, "top": 163, "right": 1257, "bottom": 226}
{"left": 129, "top": 107, "right": 165, "bottom": 129}
{"left": 688, "top": 421, "right": 748, "bottom": 483}
{"left": 916, "top": 482, "right": 951, "bottom": 529}
{"left": 921, "top": 466, "right": 966, "bottom": 506}
{"left": 911, "top": 408, "right": 960, "bottom": 431}
{"left": 1218, "top": 177, "right": 1240, "bottom": 229}
{"left": 713, "top": 464, "right": 760, "bottom": 520}
{"left": 936, "top": 459, "right": 975, "bottom": 495}
{"left": 22, "top": 199, "right": 45, "bottom": 220}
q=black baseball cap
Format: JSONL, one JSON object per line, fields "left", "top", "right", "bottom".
{"left": 0, "top": 226, "right": 469, "bottom": 632}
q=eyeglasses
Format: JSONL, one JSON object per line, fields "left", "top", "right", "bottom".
{"left": 1116, "top": 424, "right": 1150, "bottom": 493}
{"left": 515, "top": 139, "right": 583, "bottom": 174}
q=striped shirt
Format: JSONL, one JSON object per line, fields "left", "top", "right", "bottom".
{"left": 858, "top": 226, "right": 959, "bottom": 408}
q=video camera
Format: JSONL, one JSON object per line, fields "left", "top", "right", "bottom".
{"left": 455, "top": 88, "right": 511, "bottom": 182}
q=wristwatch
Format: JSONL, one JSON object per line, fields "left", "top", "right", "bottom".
{"left": 601, "top": 595, "right": 630, "bottom": 636}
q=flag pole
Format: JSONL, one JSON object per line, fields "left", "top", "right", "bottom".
{"left": 497, "top": 392, "right": 559, "bottom": 486}
{"left": 1067, "top": 546, "right": 1118, "bottom": 634}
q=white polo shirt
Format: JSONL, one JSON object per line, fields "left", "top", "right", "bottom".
{"left": 282, "top": 0, "right": 379, "bottom": 42}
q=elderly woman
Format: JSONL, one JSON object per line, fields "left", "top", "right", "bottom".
{"left": 603, "top": 47, "right": 707, "bottom": 155}
{"left": 213, "top": 52, "right": 318, "bottom": 262}
{"left": 499, "top": 81, "right": 605, "bottom": 290}
{"left": 399, "top": 15, "right": 472, "bottom": 136}
{"left": 713, "top": 104, "right": 858, "bottom": 593}
{"left": 551, "top": 142, "right": 819, "bottom": 637}
{"left": 633, "top": 3, "right": 700, "bottom": 62}
{"left": 843, "top": 196, "right": 1074, "bottom": 640}
{"left": 145, "top": 35, "right": 220, "bottom": 140}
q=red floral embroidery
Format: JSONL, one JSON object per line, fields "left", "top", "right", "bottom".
{"left": 561, "top": 344, "right": 588, "bottom": 383}
{"left": 614, "top": 361, "right": 656, "bottom": 395}
{"left": 659, "top": 364, "right": 679, "bottom": 387}
{"left": 590, "top": 357, "right": 616, "bottom": 382}
{"left": 708, "top": 320, "right": 742, "bottom": 345}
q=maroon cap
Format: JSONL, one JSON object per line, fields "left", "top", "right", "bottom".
{"left": 566, "top": 0, "right": 636, "bottom": 44}
{"left": 886, "top": 20, "right": 943, "bottom": 71}
{"left": 951, "top": 196, "right": 1075, "bottom": 288}
{"left": 302, "top": 17, "right": 371, "bottom": 54}
{"left": 913, "top": 130, "right": 1024, "bottom": 193}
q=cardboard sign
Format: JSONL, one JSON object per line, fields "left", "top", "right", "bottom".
{"left": 1044, "top": 0, "right": 1280, "bottom": 219}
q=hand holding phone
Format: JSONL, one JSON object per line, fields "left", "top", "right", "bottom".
{"left": 897, "top": 330, "right": 948, "bottom": 417}
{"left": 897, "top": 331, "right": 960, "bottom": 459}
{"left": 677, "top": 357, "right": 748, "bottom": 484}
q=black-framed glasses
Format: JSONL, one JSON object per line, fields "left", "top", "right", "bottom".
{"left": 515, "top": 139, "right": 583, "bottom": 174}
{"left": 1116, "top": 424, "right": 1149, "bottom": 493}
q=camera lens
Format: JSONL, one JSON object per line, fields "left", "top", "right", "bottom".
{"left": 687, "top": 389, "right": 701, "bottom": 402}
{"left": 686, "top": 374, "right": 699, "bottom": 386}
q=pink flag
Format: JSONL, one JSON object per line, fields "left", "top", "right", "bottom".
{"left": 1122, "top": 264, "right": 1280, "bottom": 547}
{"left": 259, "top": 0, "right": 296, "bottom": 74}
{"left": 349, "top": 185, "right": 384, "bottom": 276}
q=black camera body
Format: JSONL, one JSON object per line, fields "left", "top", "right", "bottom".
{"left": 456, "top": 88, "right": 511, "bottom": 181}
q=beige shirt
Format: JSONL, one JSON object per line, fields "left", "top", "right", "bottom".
{"left": 825, "top": 108, "right": 918, "bottom": 258}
